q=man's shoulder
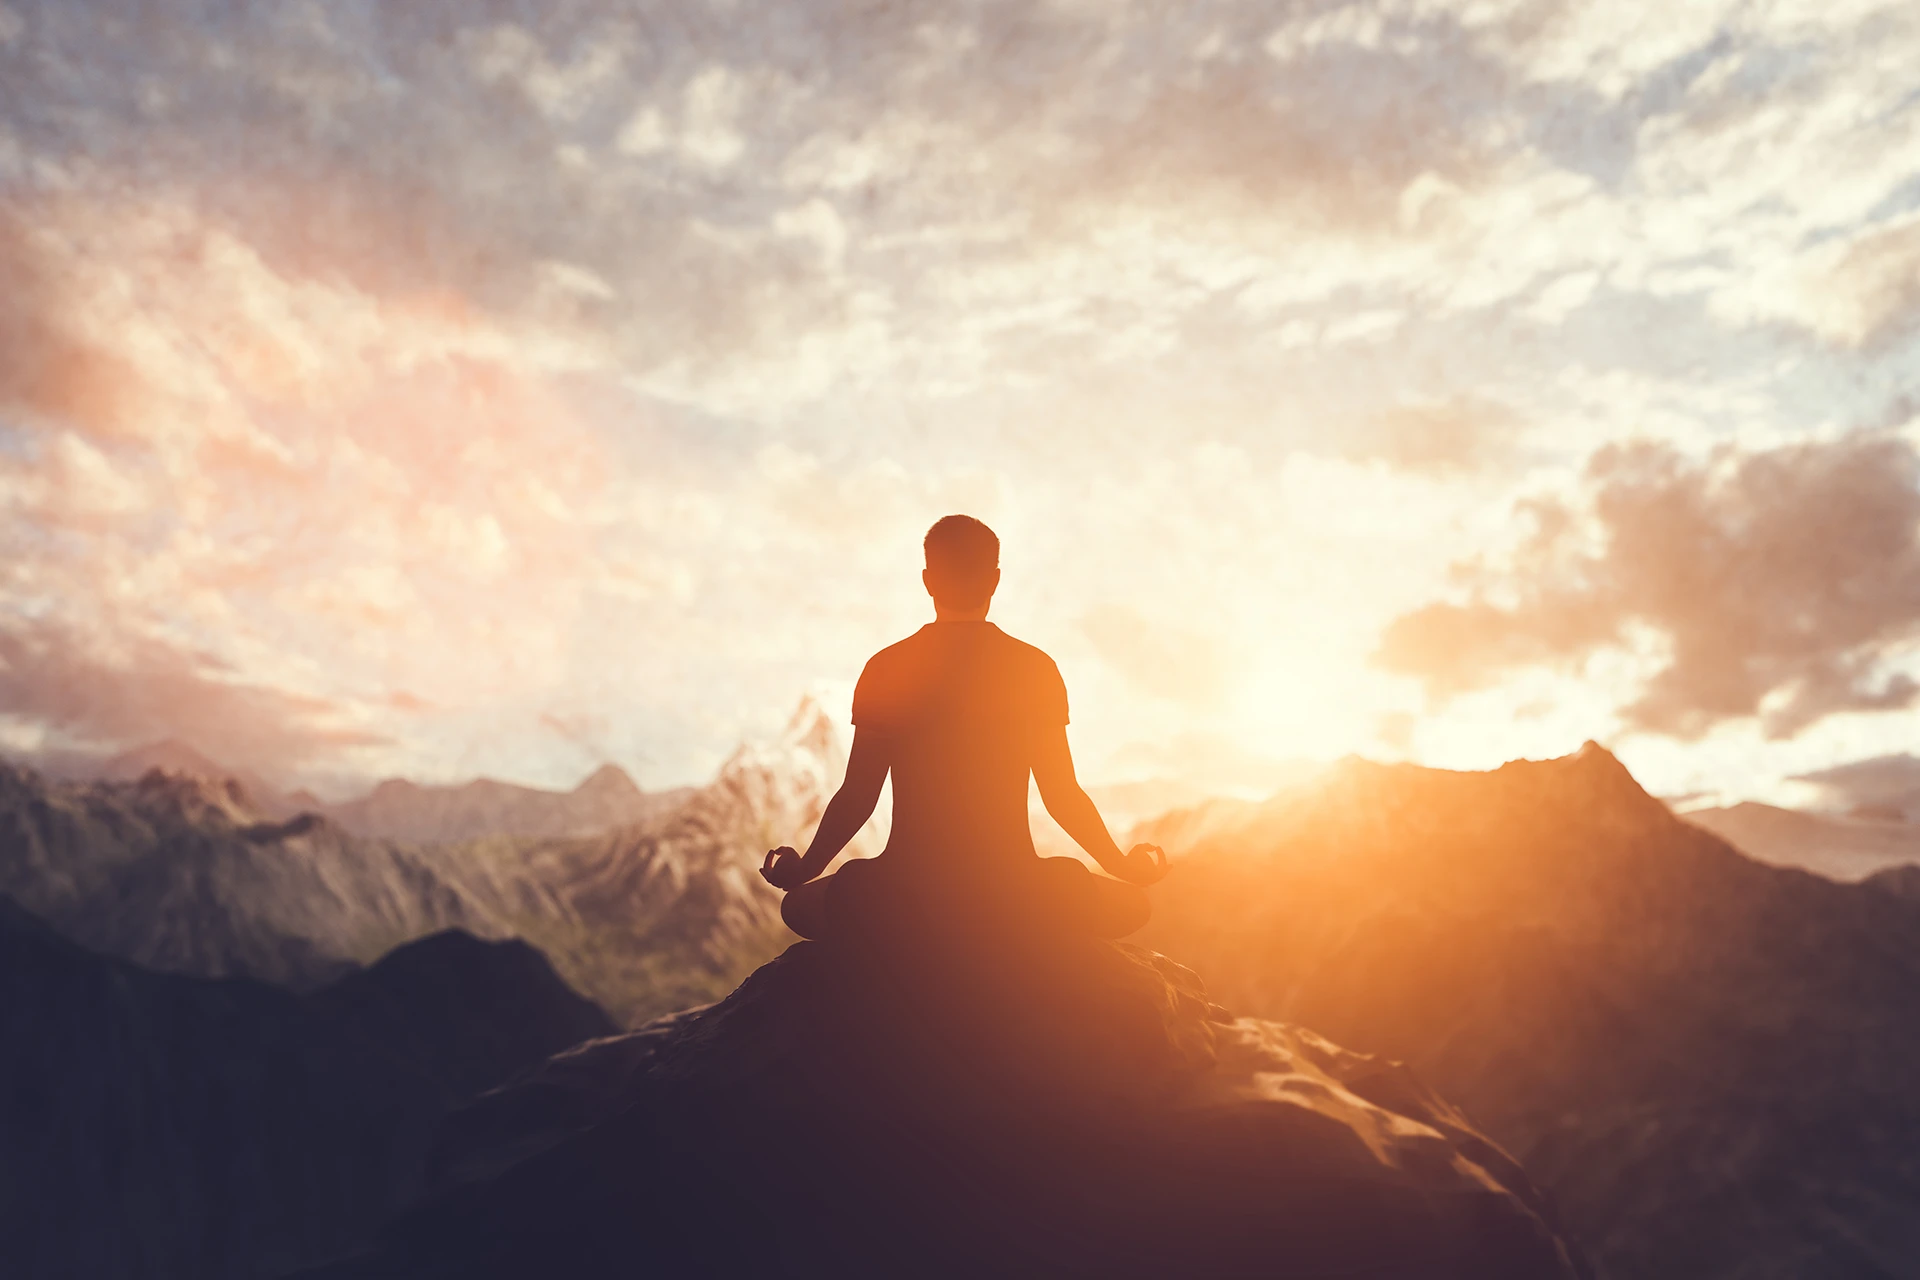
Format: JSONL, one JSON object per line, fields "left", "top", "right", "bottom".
{"left": 987, "top": 627, "right": 1063, "bottom": 679}
{"left": 863, "top": 627, "right": 933, "bottom": 670}
{"left": 860, "top": 623, "right": 1060, "bottom": 677}
{"left": 857, "top": 629, "right": 938, "bottom": 695}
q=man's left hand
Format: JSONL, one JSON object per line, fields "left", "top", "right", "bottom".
{"left": 761, "top": 846, "right": 813, "bottom": 891}
{"left": 1114, "top": 842, "right": 1169, "bottom": 886}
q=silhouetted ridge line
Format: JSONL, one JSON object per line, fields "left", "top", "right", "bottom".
{"left": 1133, "top": 744, "right": 1920, "bottom": 1280}
{"left": 0, "top": 902, "right": 612, "bottom": 1280}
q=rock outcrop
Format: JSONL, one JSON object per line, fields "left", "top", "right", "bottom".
{"left": 315, "top": 939, "right": 1586, "bottom": 1280}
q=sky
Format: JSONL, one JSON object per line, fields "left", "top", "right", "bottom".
{"left": 2, "top": 0, "right": 1919, "bottom": 804}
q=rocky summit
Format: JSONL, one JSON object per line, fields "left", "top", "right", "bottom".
{"left": 314, "top": 936, "right": 1587, "bottom": 1280}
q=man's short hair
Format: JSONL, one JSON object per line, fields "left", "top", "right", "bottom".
{"left": 924, "top": 515, "right": 999, "bottom": 608}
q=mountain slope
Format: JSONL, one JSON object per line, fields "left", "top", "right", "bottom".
{"left": 493, "top": 696, "right": 883, "bottom": 1022}
{"left": 0, "top": 764, "right": 546, "bottom": 988}
{"left": 0, "top": 901, "right": 612, "bottom": 1280}
{"left": 1133, "top": 744, "right": 1920, "bottom": 1279}
{"left": 82, "top": 737, "right": 692, "bottom": 842}
{"left": 306, "top": 930, "right": 616, "bottom": 1101}
{"left": 323, "top": 764, "right": 692, "bottom": 844}
{"left": 0, "top": 699, "right": 864, "bottom": 1024}
{"left": 311, "top": 939, "right": 1586, "bottom": 1279}
{"left": 1681, "top": 800, "right": 1920, "bottom": 881}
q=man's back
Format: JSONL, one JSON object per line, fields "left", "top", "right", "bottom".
{"left": 854, "top": 621, "right": 1067, "bottom": 871}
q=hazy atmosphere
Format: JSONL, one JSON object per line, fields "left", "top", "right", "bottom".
{"left": 4, "top": 0, "right": 1920, "bottom": 803}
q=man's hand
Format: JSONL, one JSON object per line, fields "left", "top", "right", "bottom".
{"left": 1112, "top": 842, "right": 1169, "bottom": 887}
{"left": 761, "top": 845, "right": 813, "bottom": 891}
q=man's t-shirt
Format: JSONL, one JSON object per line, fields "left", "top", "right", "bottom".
{"left": 852, "top": 621, "right": 1068, "bottom": 873}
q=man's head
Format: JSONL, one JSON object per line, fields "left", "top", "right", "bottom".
{"left": 923, "top": 515, "right": 1000, "bottom": 616}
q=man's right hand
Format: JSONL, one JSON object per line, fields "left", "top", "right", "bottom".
{"left": 761, "top": 846, "right": 813, "bottom": 891}
{"left": 1113, "top": 842, "right": 1169, "bottom": 886}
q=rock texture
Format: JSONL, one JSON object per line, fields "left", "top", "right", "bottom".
{"left": 0, "top": 762, "right": 537, "bottom": 989}
{"left": 1133, "top": 744, "right": 1920, "bottom": 1279}
{"left": 321, "top": 765, "right": 692, "bottom": 845}
{"left": 314, "top": 939, "right": 1586, "bottom": 1280}
{"left": 0, "top": 901, "right": 613, "bottom": 1280}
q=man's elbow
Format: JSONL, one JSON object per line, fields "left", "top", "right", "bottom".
{"left": 1036, "top": 779, "right": 1090, "bottom": 822}
{"left": 839, "top": 775, "right": 886, "bottom": 820}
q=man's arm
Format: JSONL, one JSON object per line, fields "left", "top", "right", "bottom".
{"left": 1032, "top": 724, "right": 1166, "bottom": 884}
{"left": 763, "top": 727, "right": 890, "bottom": 888}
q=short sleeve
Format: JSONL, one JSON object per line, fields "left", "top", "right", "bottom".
{"left": 851, "top": 654, "right": 886, "bottom": 728}
{"left": 1039, "top": 655, "right": 1069, "bottom": 726}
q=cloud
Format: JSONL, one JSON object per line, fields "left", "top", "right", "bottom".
{"left": 539, "top": 708, "right": 614, "bottom": 763}
{"left": 0, "top": 616, "right": 384, "bottom": 777}
{"left": 1377, "top": 434, "right": 1920, "bottom": 739}
{"left": 1757, "top": 211, "right": 1920, "bottom": 348}
{"left": 1790, "top": 752, "right": 1920, "bottom": 815}
{"left": 0, "top": 186, "right": 635, "bottom": 779}
{"left": 2, "top": 0, "right": 1920, "bottom": 803}
{"left": 1102, "top": 730, "right": 1310, "bottom": 795}
{"left": 0, "top": 213, "right": 135, "bottom": 433}
{"left": 1079, "top": 604, "right": 1234, "bottom": 707}
{"left": 1341, "top": 394, "right": 1523, "bottom": 472}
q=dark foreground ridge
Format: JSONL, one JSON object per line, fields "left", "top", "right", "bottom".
{"left": 315, "top": 937, "right": 1588, "bottom": 1279}
{"left": 0, "top": 901, "right": 615, "bottom": 1280}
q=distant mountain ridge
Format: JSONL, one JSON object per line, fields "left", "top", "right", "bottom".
{"left": 1681, "top": 800, "right": 1920, "bottom": 881}
{"left": 88, "top": 739, "right": 693, "bottom": 844}
{"left": 0, "top": 699, "right": 868, "bottom": 1024}
{"left": 322, "top": 762, "right": 693, "bottom": 844}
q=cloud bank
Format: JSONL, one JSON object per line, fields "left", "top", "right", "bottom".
{"left": 1380, "top": 435, "right": 1920, "bottom": 739}
{"left": 1, "top": 0, "right": 1919, "bottom": 803}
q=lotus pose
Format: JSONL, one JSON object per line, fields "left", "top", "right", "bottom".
{"left": 763, "top": 515, "right": 1168, "bottom": 942}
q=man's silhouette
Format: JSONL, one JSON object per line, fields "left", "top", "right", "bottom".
{"left": 763, "top": 515, "right": 1167, "bottom": 942}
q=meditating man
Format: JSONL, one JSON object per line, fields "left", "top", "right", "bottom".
{"left": 762, "top": 514, "right": 1168, "bottom": 942}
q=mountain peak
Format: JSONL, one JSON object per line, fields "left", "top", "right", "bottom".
{"left": 573, "top": 762, "right": 641, "bottom": 799}
{"left": 779, "top": 694, "right": 840, "bottom": 756}
{"left": 1560, "top": 738, "right": 1661, "bottom": 809}
{"left": 1572, "top": 739, "right": 1633, "bottom": 776}
{"left": 130, "top": 767, "right": 259, "bottom": 826}
{"left": 100, "top": 739, "right": 229, "bottom": 783}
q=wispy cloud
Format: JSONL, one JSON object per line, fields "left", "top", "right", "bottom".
{"left": 0, "top": 614, "right": 385, "bottom": 774}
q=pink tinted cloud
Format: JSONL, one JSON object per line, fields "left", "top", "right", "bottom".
{"left": 0, "top": 615, "right": 386, "bottom": 775}
{"left": 0, "top": 189, "right": 623, "bottom": 779}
